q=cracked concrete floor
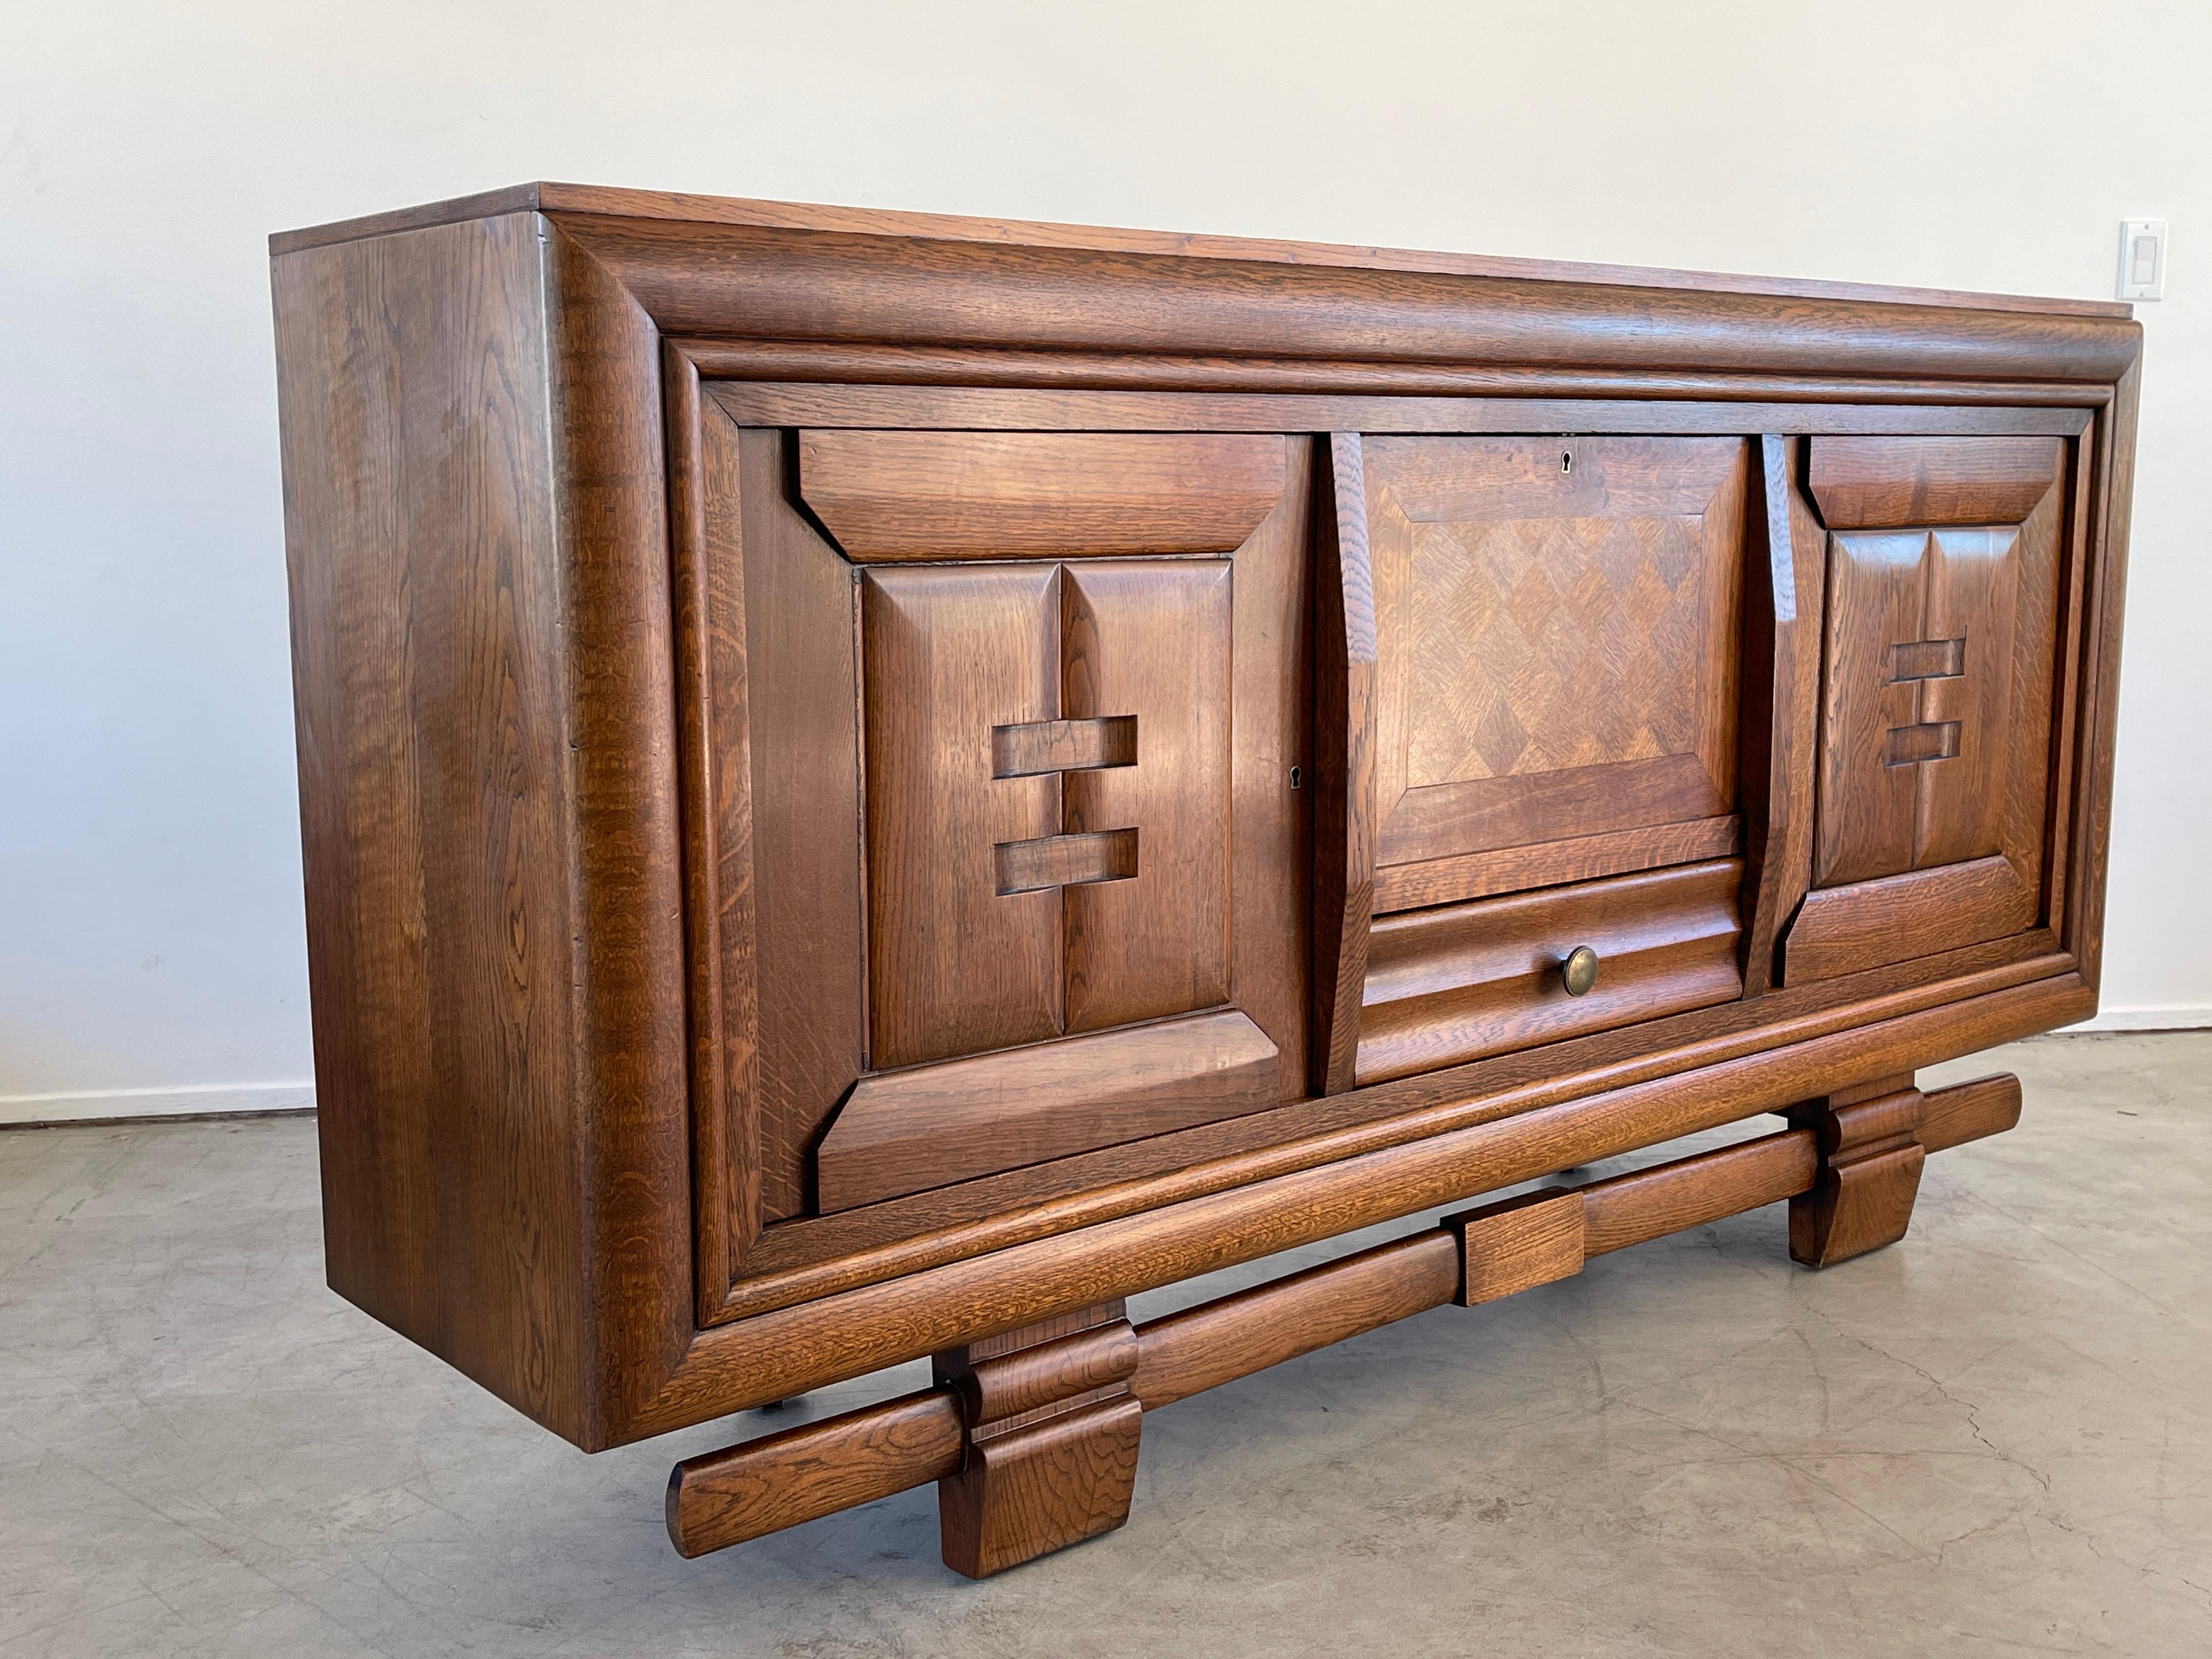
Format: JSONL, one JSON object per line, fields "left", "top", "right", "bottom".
{"left": 3, "top": 1033, "right": 2208, "bottom": 1657}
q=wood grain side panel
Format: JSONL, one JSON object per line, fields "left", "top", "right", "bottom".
{"left": 1060, "top": 561, "right": 1232, "bottom": 1032}
{"left": 732, "top": 430, "right": 867, "bottom": 1220}
{"left": 862, "top": 564, "right": 1064, "bottom": 1067}
{"left": 798, "top": 431, "right": 1287, "bottom": 558}
{"left": 275, "top": 214, "right": 590, "bottom": 1441}
{"left": 1809, "top": 435, "right": 2062, "bottom": 528}
{"left": 815, "top": 1009, "right": 1281, "bottom": 1211}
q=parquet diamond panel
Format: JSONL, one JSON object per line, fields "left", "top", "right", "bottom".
{"left": 1361, "top": 435, "right": 1748, "bottom": 884}
{"left": 1407, "top": 514, "right": 1709, "bottom": 789}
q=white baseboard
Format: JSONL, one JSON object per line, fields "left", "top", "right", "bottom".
{"left": 0, "top": 1081, "right": 317, "bottom": 1127}
{"left": 2056, "top": 1006, "right": 2212, "bottom": 1034}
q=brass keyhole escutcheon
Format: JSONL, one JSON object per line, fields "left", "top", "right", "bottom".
{"left": 1561, "top": 945, "right": 1600, "bottom": 997}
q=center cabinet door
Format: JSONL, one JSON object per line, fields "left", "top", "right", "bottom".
{"left": 687, "top": 419, "right": 1312, "bottom": 1285}
{"left": 1362, "top": 436, "right": 1750, "bottom": 900}
{"left": 1312, "top": 436, "right": 1753, "bottom": 1092}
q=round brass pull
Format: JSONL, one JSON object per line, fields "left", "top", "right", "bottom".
{"left": 1561, "top": 945, "right": 1600, "bottom": 997}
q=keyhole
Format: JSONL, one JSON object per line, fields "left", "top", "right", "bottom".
{"left": 1561, "top": 450, "right": 1573, "bottom": 474}
{"left": 1289, "top": 765, "right": 1302, "bottom": 790}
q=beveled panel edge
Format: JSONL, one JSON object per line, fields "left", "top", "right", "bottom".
{"left": 1372, "top": 815, "right": 1743, "bottom": 912}
{"left": 679, "top": 342, "right": 2115, "bottom": 407}
{"left": 706, "top": 382, "right": 2101, "bottom": 436}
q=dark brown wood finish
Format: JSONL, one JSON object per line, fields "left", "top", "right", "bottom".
{"left": 276, "top": 215, "right": 591, "bottom": 1439}
{"left": 706, "top": 426, "right": 867, "bottom": 1226}
{"left": 275, "top": 188, "right": 2136, "bottom": 1579}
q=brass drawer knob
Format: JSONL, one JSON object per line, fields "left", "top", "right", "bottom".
{"left": 1561, "top": 945, "right": 1600, "bottom": 997}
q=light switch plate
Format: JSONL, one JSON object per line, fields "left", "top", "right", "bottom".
{"left": 2118, "top": 218, "right": 2166, "bottom": 301}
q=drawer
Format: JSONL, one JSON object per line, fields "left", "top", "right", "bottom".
{"left": 1355, "top": 860, "right": 1745, "bottom": 1085}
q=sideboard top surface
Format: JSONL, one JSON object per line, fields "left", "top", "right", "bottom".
{"left": 270, "top": 179, "right": 2131, "bottom": 322}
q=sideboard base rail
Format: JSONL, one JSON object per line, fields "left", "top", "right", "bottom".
{"left": 665, "top": 1071, "right": 2021, "bottom": 1575}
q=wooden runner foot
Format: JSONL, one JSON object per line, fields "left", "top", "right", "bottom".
{"left": 934, "top": 1303, "right": 1142, "bottom": 1578}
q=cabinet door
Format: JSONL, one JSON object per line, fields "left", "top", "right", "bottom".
{"left": 1308, "top": 435, "right": 1752, "bottom": 1094}
{"left": 1359, "top": 436, "right": 1750, "bottom": 910}
{"left": 1782, "top": 436, "right": 2067, "bottom": 982}
{"left": 690, "top": 424, "right": 1312, "bottom": 1244}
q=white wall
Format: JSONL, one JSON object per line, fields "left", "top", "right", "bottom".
{"left": 4, "top": 1, "right": 2205, "bottom": 1121}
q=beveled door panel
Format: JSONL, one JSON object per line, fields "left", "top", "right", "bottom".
{"left": 862, "top": 564, "right": 1066, "bottom": 1068}
{"left": 1785, "top": 435, "right": 2066, "bottom": 983}
{"left": 1362, "top": 437, "right": 1748, "bottom": 901}
{"left": 770, "top": 430, "right": 1311, "bottom": 1226}
{"left": 1816, "top": 528, "right": 2023, "bottom": 887}
{"left": 799, "top": 431, "right": 1288, "bottom": 558}
{"left": 1059, "top": 560, "right": 1233, "bottom": 1033}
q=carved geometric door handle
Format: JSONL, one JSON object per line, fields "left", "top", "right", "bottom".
{"left": 1884, "top": 634, "right": 1966, "bottom": 769}
{"left": 990, "top": 715, "right": 1141, "bottom": 895}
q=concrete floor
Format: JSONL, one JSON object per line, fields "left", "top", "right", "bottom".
{"left": 3, "top": 1035, "right": 2208, "bottom": 1657}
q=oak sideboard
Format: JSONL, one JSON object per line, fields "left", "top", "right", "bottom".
{"left": 270, "top": 184, "right": 2138, "bottom": 1578}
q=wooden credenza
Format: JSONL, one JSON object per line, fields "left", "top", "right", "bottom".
{"left": 270, "top": 184, "right": 2139, "bottom": 1577}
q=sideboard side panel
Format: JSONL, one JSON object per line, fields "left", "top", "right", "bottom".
{"left": 275, "top": 213, "right": 593, "bottom": 1442}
